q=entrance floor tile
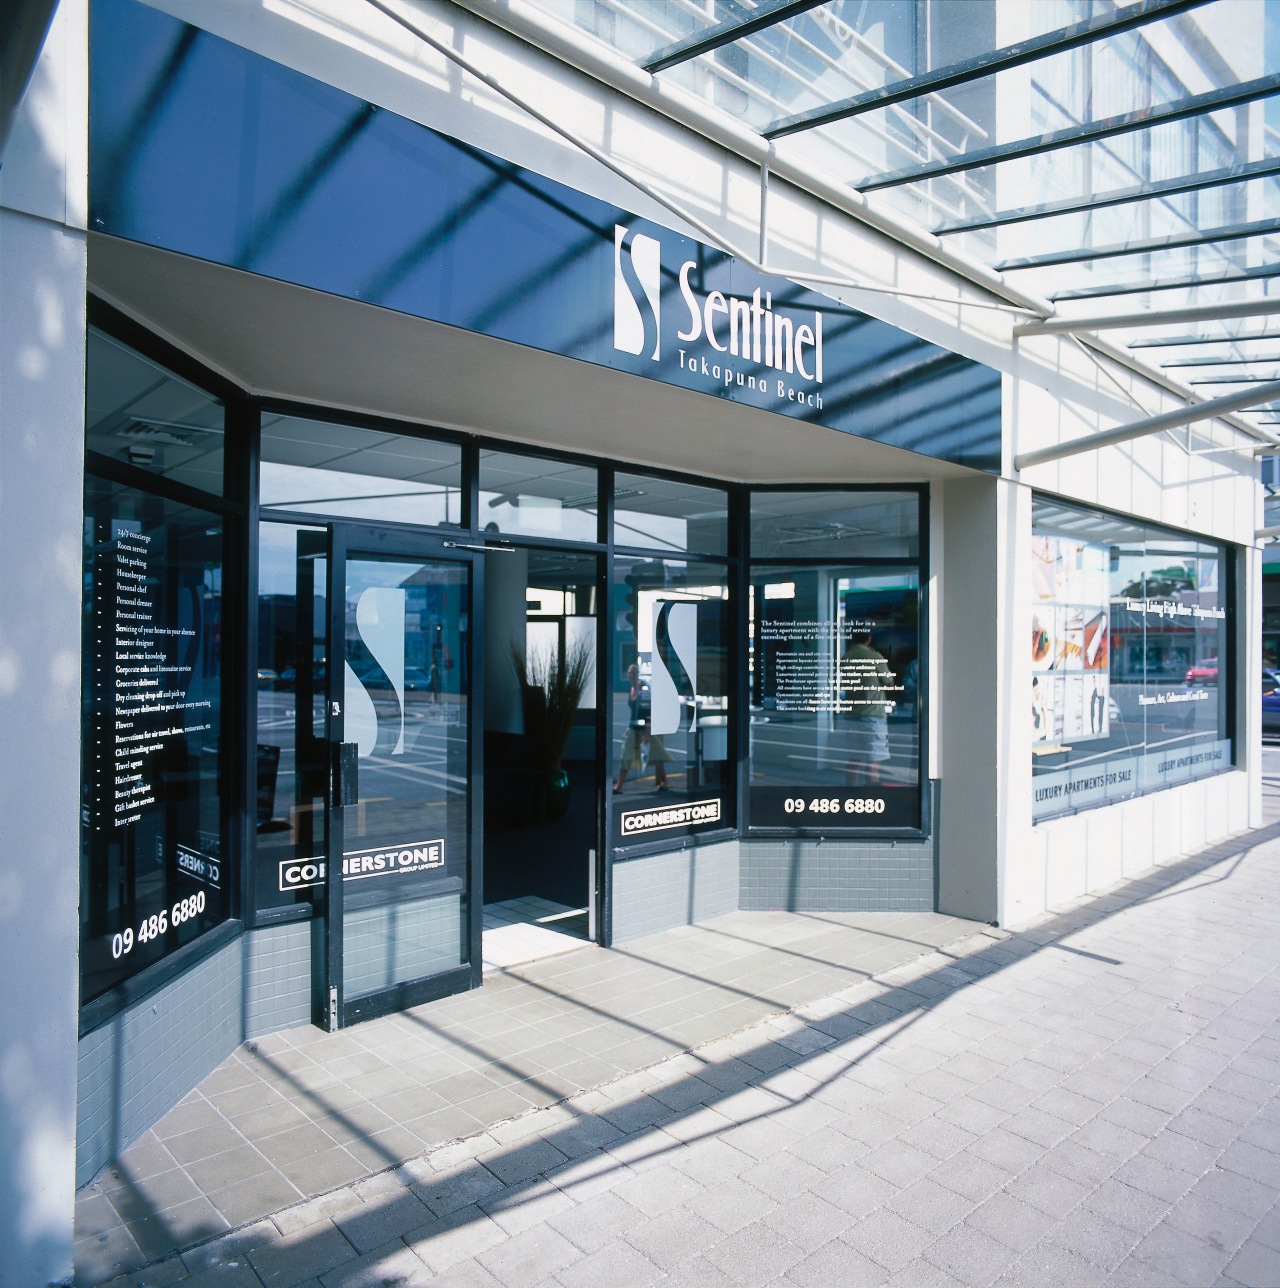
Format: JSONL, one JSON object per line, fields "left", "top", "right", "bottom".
{"left": 482, "top": 899, "right": 592, "bottom": 972}
{"left": 76, "top": 906, "right": 981, "bottom": 1283}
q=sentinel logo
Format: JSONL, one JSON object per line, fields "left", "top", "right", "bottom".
{"left": 614, "top": 226, "right": 662, "bottom": 360}
{"left": 612, "top": 224, "right": 825, "bottom": 407}
{"left": 651, "top": 600, "right": 698, "bottom": 736}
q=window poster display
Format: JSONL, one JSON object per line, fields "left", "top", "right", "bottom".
{"left": 749, "top": 568, "right": 922, "bottom": 830}
{"left": 80, "top": 476, "right": 227, "bottom": 1003}
{"left": 1031, "top": 534, "right": 1111, "bottom": 747}
{"left": 1031, "top": 499, "right": 1231, "bottom": 822}
{"left": 611, "top": 559, "right": 732, "bottom": 845}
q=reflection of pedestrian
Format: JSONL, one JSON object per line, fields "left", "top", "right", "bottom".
{"left": 842, "top": 631, "right": 892, "bottom": 786}
{"left": 614, "top": 664, "right": 669, "bottom": 793}
{"left": 902, "top": 657, "right": 919, "bottom": 717}
{"left": 1089, "top": 677, "right": 1103, "bottom": 733}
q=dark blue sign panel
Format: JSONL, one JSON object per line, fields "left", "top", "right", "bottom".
{"left": 88, "top": 0, "right": 1001, "bottom": 471}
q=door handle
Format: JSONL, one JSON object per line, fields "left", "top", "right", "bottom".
{"left": 333, "top": 742, "right": 359, "bottom": 809}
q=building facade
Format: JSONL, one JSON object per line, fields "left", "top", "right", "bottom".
{"left": 1, "top": 1, "right": 1268, "bottom": 1282}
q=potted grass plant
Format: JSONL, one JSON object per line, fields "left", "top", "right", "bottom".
{"left": 511, "top": 635, "right": 594, "bottom": 820}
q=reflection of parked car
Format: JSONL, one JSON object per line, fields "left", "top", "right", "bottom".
{"left": 275, "top": 664, "right": 326, "bottom": 691}
{"left": 1184, "top": 658, "right": 1218, "bottom": 686}
{"left": 360, "top": 666, "right": 438, "bottom": 694}
{"left": 1264, "top": 669, "right": 1280, "bottom": 736}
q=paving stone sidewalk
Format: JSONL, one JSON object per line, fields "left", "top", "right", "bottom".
{"left": 75, "top": 907, "right": 983, "bottom": 1283}
{"left": 83, "top": 795, "right": 1280, "bottom": 1288}
{"left": 88, "top": 743, "right": 1280, "bottom": 1288}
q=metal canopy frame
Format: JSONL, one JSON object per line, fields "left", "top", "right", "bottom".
{"left": 401, "top": 0, "right": 1280, "bottom": 465}
{"left": 996, "top": 217, "right": 1280, "bottom": 273}
{"left": 1049, "top": 261, "right": 1280, "bottom": 302}
{"left": 1015, "top": 379, "right": 1280, "bottom": 470}
{"left": 763, "top": 0, "right": 1209, "bottom": 140}
{"left": 936, "top": 157, "right": 1280, "bottom": 236}
{"left": 1018, "top": 298, "right": 1280, "bottom": 335}
{"left": 1132, "top": 332, "right": 1280, "bottom": 349}
{"left": 1162, "top": 355, "right": 1280, "bottom": 367}
{"left": 858, "top": 74, "right": 1280, "bottom": 193}
{"left": 643, "top": 0, "right": 825, "bottom": 75}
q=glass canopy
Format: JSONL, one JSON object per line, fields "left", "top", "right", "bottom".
{"left": 515, "top": 0, "right": 1280, "bottom": 441}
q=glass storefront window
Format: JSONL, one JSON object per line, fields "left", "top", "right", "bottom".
{"left": 261, "top": 415, "right": 462, "bottom": 527}
{"left": 748, "top": 566, "right": 922, "bottom": 829}
{"left": 747, "top": 490, "right": 924, "bottom": 831}
{"left": 611, "top": 559, "right": 732, "bottom": 843}
{"left": 1031, "top": 498, "right": 1231, "bottom": 821}
{"left": 86, "top": 328, "right": 225, "bottom": 495}
{"left": 614, "top": 472, "right": 729, "bottom": 556}
{"left": 80, "top": 474, "right": 228, "bottom": 1004}
{"left": 255, "top": 522, "right": 328, "bottom": 913}
{"left": 479, "top": 450, "right": 598, "bottom": 541}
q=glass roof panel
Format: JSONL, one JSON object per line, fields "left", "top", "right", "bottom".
{"left": 654, "top": 1, "right": 923, "bottom": 135}
{"left": 522, "top": 0, "right": 1280, "bottom": 425}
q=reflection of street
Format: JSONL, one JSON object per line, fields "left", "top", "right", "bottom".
{"left": 749, "top": 709, "right": 920, "bottom": 789}
{"left": 1107, "top": 680, "right": 1221, "bottom": 740}
{"left": 255, "top": 689, "right": 467, "bottom": 874}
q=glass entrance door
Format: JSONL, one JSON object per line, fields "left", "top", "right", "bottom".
{"left": 320, "top": 526, "right": 478, "bottom": 1027}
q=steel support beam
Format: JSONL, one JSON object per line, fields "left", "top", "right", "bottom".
{"left": 1015, "top": 379, "right": 1280, "bottom": 470}
{"left": 936, "top": 155, "right": 1280, "bottom": 235}
{"left": 1017, "top": 298, "right": 1280, "bottom": 335}
{"left": 643, "top": 0, "right": 824, "bottom": 74}
{"left": 859, "top": 74, "right": 1280, "bottom": 193}
{"left": 997, "top": 215, "right": 1280, "bottom": 272}
{"left": 765, "top": 0, "right": 1207, "bottom": 139}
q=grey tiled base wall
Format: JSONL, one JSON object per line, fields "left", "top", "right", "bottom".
{"left": 739, "top": 835, "right": 934, "bottom": 911}
{"left": 612, "top": 786, "right": 939, "bottom": 941}
{"left": 742, "top": 783, "right": 938, "bottom": 912}
{"left": 343, "top": 893, "right": 462, "bottom": 996}
{"left": 76, "top": 921, "right": 311, "bottom": 1185}
{"left": 612, "top": 841, "right": 740, "bottom": 942}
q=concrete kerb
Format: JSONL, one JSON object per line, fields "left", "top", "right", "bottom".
{"left": 83, "top": 822, "right": 1276, "bottom": 1287}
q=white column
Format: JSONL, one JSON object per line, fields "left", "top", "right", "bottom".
{"left": 936, "top": 475, "right": 1024, "bottom": 924}
{"left": 0, "top": 1, "right": 86, "bottom": 1282}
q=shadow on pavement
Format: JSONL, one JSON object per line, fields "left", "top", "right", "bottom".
{"left": 79, "top": 815, "right": 1279, "bottom": 1286}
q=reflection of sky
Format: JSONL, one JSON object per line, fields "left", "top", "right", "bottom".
{"left": 259, "top": 521, "right": 321, "bottom": 595}
{"left": 261, "top": 463, "right": 458, "bottom": 527}
{"left": 345, "top": 560, "right": 462, "bottom": 605}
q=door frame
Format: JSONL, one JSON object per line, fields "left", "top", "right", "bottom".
{"left": 314, "top": 521, "right": 484, "bottom": 1029}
